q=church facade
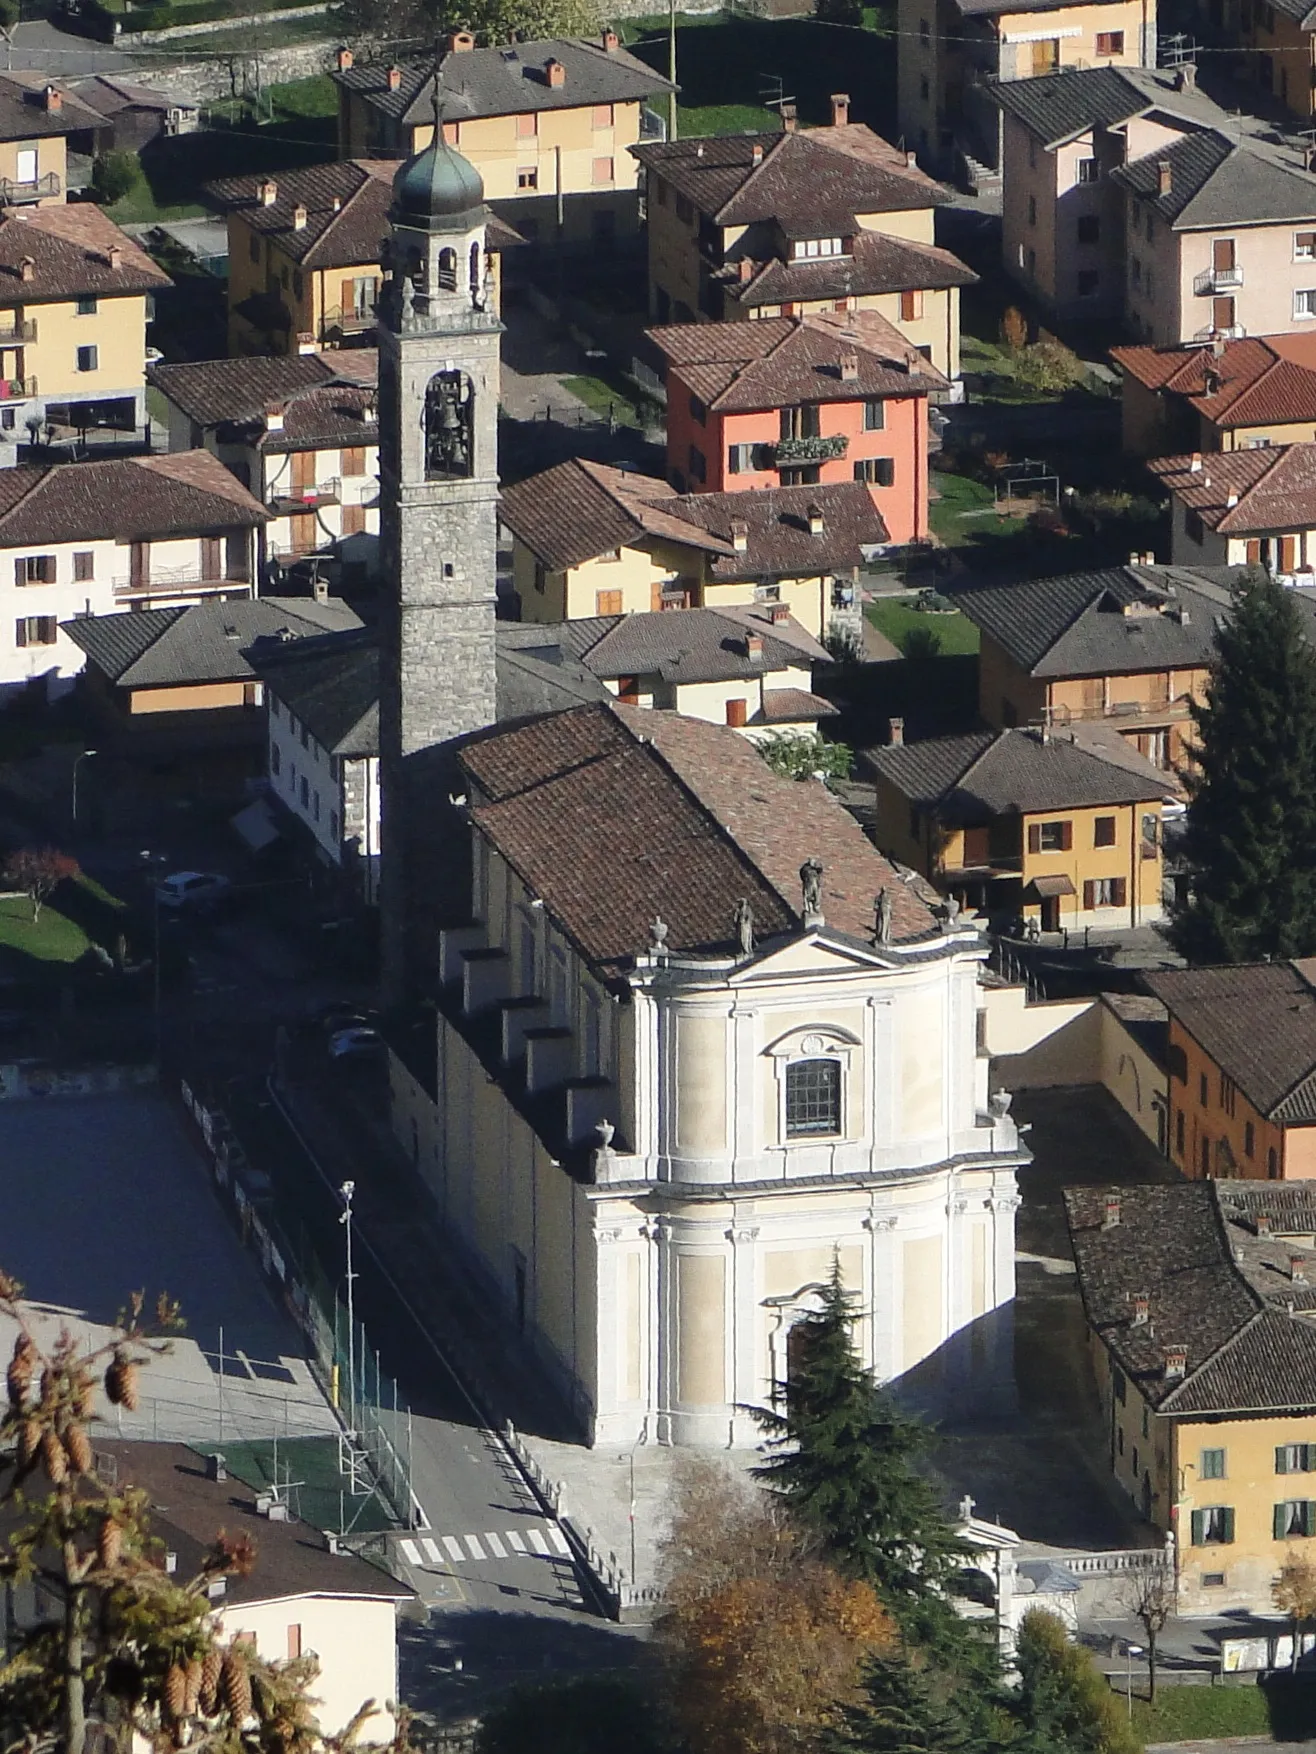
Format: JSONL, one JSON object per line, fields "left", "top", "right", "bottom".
{"left": 373, "top": 123, "right": 1024, "bottom": 1448}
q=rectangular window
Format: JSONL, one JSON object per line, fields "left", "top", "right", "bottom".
{"left": 517, "top": 167, "right": 539, "bottom": 191}
{"left": 515, "top": 111, "right": 537, "bottom": 137}
{"left": 1095, "top": 29, "right": 1125, "bottom": 52}
{"left": 863, "top": 399, "right": 886, "bottom": 431}
{"left": 592, "top": 156, "right": 615, "bottom": 186}
{"left": 73, "top": 551, "right": 94, "bottom": 582}
{"left": 899, "top": 289, "right": 923, "bottom": 322}
{"left": 688, "top": 444, "right": 706, "bottom": 483}
{"left": 14, "top": 147, "right": 35, "bottom": 185}
{"left": 1094, "top": 815, "right": 1116, "bottom": 847}
{"left": 14, "top": 554, "right": 55, "bottom": 585}
{"left": 1186, "top": 509, "right": 1206, "bottom": 545}
{"left": 1298, "top": 232, "right": 1316, "bottom": 260}
{"left": 76, "top": 345, "right": 98, "bottom": 373}
{"left": 1077, "top": 215, "right": 1100, "bottom": 245}
{"left": 14, "top": 615, "right": 56, "bottom": 647}
{"left": 1277, "top": 1444, "right": 1316, "bottom": 1473}
{"left": 854, "top": 457, "right": 895, "bottom": 486}
{"left": 342, "top": 504, "right": 366, "bottom": 536}
{"left": 341, "top": 446, "right": 366, "bottom": 477}
{"left": 1028, "top": 195, "right": 1037, "bottom": 227}
{"left": 1214, "top": 295, "right": 1236, "bottom": 331}
{"left": 75, "top": 295, "right": 97, "bottom": 317}
{"left": 1083, "top": 877, "right": 1127, "bottom": 908}
{"left": 1275, "top": 1501, "right": 1316, "bottom": 1538}
{"left": 271, "top": 743, "right": 281, "bottom": 776}
{"left": 595, "top": 589, "right": 622, "bottom": 616}
{"left": 676, "top": 193, "right": 693, "bottom": 224}
{"left": 249, "top": 232, "right": 261, "bottom": 264}
{"left": 1176, "top": 1110, "right": 1185, "bottom": 1155}
{"left": 592, "top": 103, "right": 614, "bottom": 128}
{"left": 1078, "top": 269, "right": 1100, "bottom": 297}
{"left": 728, "top": 443, "right": 756, "bottom": 475}
{"left": 1296, "top": 289, "right": 1316, "bottom": 319}
{"left": 1030, "top": 820, "right": 1072, "bottom": 853}
{"left": 785, "top": 1058, "right": 842, "bottom": 1138}
{"left": 1245, "top": 1120, "right": 1256, "bottom": 1158}
{"left": 1220, "top": 1072, "right": 1236, "bottom": 1117}
{"left": 688, "top": 394, "right": 707, "bottom": 425}
{"left": 1201, "top": 1448, "right": 1227, "bottom": 1480}
{"left": 1191, "top": 1506, "right": 1235, "bottom": 1545}
{"left": 1077, "top": 157, "right": 1099, "bottom": 184}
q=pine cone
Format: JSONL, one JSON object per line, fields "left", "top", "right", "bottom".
{"left": 73, "top": 1373, "right": 95, "bottom": 1419}
{"left": 6, "top": 1335, "right": 33, "bottom": 1408}
{"left": 97, "top": 1516, "right": 123, "bottom": 1569}
{"left": 183, "top": 1657, "right": 202, "bottom": 1716}
{"left": 64, "top": 1423, "right": 92, "bottom": 1476}
{"left": 105, "top": 1350, "right": 139, "bottom": 1413}
{"left": 221, "top": 1650, "right": 251, "bottom": 1723}
{"left": 163, "top": 1663, "right": 186, "bottom": 1721}
{"left": 40, "top": 1428, "right": 67, "bottom": 1484}
{"left": 199, "top": 1647, "right": 222, "bottom": 1714}
{"left": 17, "top": 1417, "right": 39, "bottom": 1466}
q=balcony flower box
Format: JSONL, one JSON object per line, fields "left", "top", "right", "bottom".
{"left": 773, "top": 433, "right": 849, "bottom": 464}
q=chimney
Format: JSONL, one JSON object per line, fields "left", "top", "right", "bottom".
{"left": 205, "top": 1452, "right": 227, "bottom": 1483}
{"left": 43, "top": 84, "right": 61, "bottom": 113}
{"left": 1175, "top": 61, "right": 1196, "bottom": 90}
{"left": 888, "top": 716, "right": 904, "bottom": 746}
{"left": 751, "top": 142, "right": 763, "bottom": 165}
{"left": 296, "top": 332, "right": 317, "bottom": 354}
{"left": 738, "top": 255, "right": 754, "bottom": 283}
{"left": 1258, "top": 1211, "right": 1273, "bottom": 1235}
{"left": 1163, "top": 1345, "right": 1187, "bottom": 1381}
{"left": 1157, "top": 160, "right": 1172, "bottom": 197}
{"left": 1294, "top": 1256, "right": 1310, "bottom": 1284}
{"left": 447, "top": 29, "right": 474, "bottom": 49}
{"left": 335, "top": 44, "right": 352, "bottom": 70}
{"left": 767, "top": 602, "right": 790, "bottom": 624}
{"left": 313, "top": 571, "right": 329, "bottom": 604}
{"left": 729, "top": 518, "right": 749, "bottom": 552}
{"left": 906, "top": 148, "right": 918, "bottom": 170}
{"left": 386, "top": 65, "right": 401, "bottom": 91}
{"left": 745, "top": 632, "right": 764, "bottom": 661}
{"left": 258, "top": 177, "right": 277, "bottom": 206}
{"left": 1103, "top": 1192, "right": 1121, "bottom": 1229}
{"left": 830, "top": 91, "right": 850, "bottom": 127}
{"left": 1130, "top": 1292, "right": 1150, "bottom": 1326}
{"left": 1226, "top": 492, "right": 1238, "bottom": 508}
{"left": 602, "top": 26, "right": 619, "bottom": 49}
{"left": 781, "top": 102, "right": 797, "bottom": 132}
{"left": 18, "top": 255, "right": 33, "bottom": 283}
{"left": 292, "top": 203, "right": 307, "bottom": 231}
{"left": 106, "top": 243, "right": 120, "bottom": 270}
{"left": 1212, "top": 334, "right": 1227, "bottom": 358}
{"left": 265, "top": 405, "right": 286, "bottom": 432}
{"left": 839, "top": 349, "right": 859, "bottom": 381}
{"left": 1189, "top": 451, "right": 1203, "bottom": 473}
{"left": 807, "top": 501, "right": 824, "bottom": 534}
{"left": 546, "top": 57, "right": 566, "bottom": 87}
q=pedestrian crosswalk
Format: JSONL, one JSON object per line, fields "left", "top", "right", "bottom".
{"left": 397, "top": 1523, "right": 572, "bottom": 1569}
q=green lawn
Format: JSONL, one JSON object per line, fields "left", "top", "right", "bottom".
{"left": 561, "top": 373, "right": 644, "bottom": 429}
{"left": 1131, "top": 1684, "right": 1272, "bottom": 1743}
{"left": 865, "top": 596, "right": 980, "bottom": 656}
{"left": 929, "top": 471, "right": 1028, "bottom": 548}
{"left": 679, "top": 102, "right": 779, "bottom": 135}
{"left": 0, "top": 895, "right": 91, "bottom": 965}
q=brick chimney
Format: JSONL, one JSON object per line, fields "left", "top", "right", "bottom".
{"left": 264, "top": 405, "right": 286, "bottom": 432}
{"left": 730, "top": 518, "right": 749, "bottom": 552}
{"left": 830, "top": 91, "right": 850, "bottom": 127}
{"left": 751, "top": 141, "right": 763, "bottom": 164}
{"left": 807, "top": 502, "right": 824, "bottom": 534}
{"left": 745, "top": 632, "right": 765, "bottom": 662}
{"left": 781, "top": 102, "right": 797, "bottom": 132}
{"left": 336, "top": 44, "right": 353, "bottom": 70}
{"left": 18, "top": 256, "right": 34, "bottom": 283}
{"left": 839, "top": 349, "right": 859, "bottom": 381}
{"left": 602, "top": 26, "right": 619, "bottom": 49}
{"left": 546, "top": 57, "right": 566, "bottom": 87}
{"left": 1176, "top": 62, "right": 1196, "bottom": 90}
{"left": 1103, "top": 1192, "right": 1121, "bottom": 1229}
{"left": 1189, "top": 451, "right": 1203, "bottom": 472}
{"left": 43, "top": 85, "right": 61, "bottom": 113}
{"left": 1258, "top": 1211, "right": 1273, "bottom": 1235}
{"left": 292, "top": 203, "right": 307, "bottom": 231}
{"left": 1130, "top": 1292, "right": 1150, "bottom": 1326}
{"left": 1294, "top": 1255, "right": 1309, "bottom": 1283}
{"left": 1157, "top": 160, "right": 1172, "bottom": 197}
{"left": 1164, "top": 1345, "right": 1187, "bottom": 1380}
{"left": 258, "top": 177, "right": 277, "bottom": 206}
{"left": 106, "top": 243, "right": 121, "bottom": 270}
{"left": 386, "top": 65, "right": 402, "bottom": 91}
{"left": 888, "top": 716, "right": 904, "bottom": 746}
{"left": 447, "top": 29, "right": 474, "bottom": 49}
{"left": 906, "top": 148, "right": 918, "bottom": 169}
{"left": 738, "top": 255, "right": 754, "bottom": 283}
{"left": 767, "top": 602, "right": 790, "bottom": 624}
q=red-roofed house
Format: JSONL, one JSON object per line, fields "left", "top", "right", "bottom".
{"left": 1149, "top": 442, "right": 1316, "bottom": 573}
{"left": 1114, "top": 332, "right": 1316, "bottom": 457}
{"left": 647, "top": 309, "right": 945, "bottom": 545}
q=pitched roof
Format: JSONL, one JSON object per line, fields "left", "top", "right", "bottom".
{"left": 991, "top": 63, "right": 1224, "bottom": 148}
{"left": 1148, "top": 443, "right": 1316, "bottom": 534}
{"left": 498, "top": 459, "right": 888, "bottom": 573}
{"left": 724, "top": 228, "right": 976, "bottom": 310}
{"left": 0, "top": 201, "right": 168, "bottom": 303}
{"left": 1143, "top": 960, "right": 1316, "bottom": 1122}
{"left": 1066, "top": 1181, "right": 1316, "bottom": 1415}
{"left": 85, "top": 1442, "right": 410, "bottom": 1605}
{"left": 250, "top": 628, "right": 379, "bottom": 756}
{"left": 205, "top": 160, "right": 518, "bottom": 270}
{"left": 633, "top": 124, "right": 945, "bottom": 233}
{"left": 0, "top": 73, "right": 104, "bottom": 140}
{"left": 0, "top": 450, "right": 267, "bottom": 547}
{"left": 459, "top": 701, "right": 934, "bottom": 974}
{"left": 148, "top": 351, "right": 376, "bottom": 430}
{"left": 950, "top": 564, "right": 1227, "bottom": 678}
{"left": 559, "top": 605, "right": 827, "bottom": 683}
{"left": 1112, "top": 332, "right": 1316, "bottom": 431}
{"left": 63, "top": 597, "right": 361, "bottom": 689}
{"left": 1113, "top": 130, "right": 1316, "bottom": 229}
{"left": 71, "top": 74, "right": 195, "bottom": 118}
{"left": 333, "top": 38, "right": 671, "bottom": 126}
{"left": 864, "top": 725, "right": 1172, "bottom": 822}
{"left": 647, "top": 308, "right": 946, "bottom": 411}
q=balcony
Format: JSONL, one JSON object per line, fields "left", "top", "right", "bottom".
{"left": 1193, "top": 264, "right": 1244, "bottom": 295}
{"left": 319, "top": 304, "right": 378, "bottom": 338}
{"left": 771, "top": 433, "right": 849, "bottom": 465}
{"left": 0, "top": 377, "right": 36, "bottom": 400}
{"left": 0, "top": 317, "right": 35, "bottom": 345}
{"left": 1044, "top": 695, "right": 1189, "bottom": 728}
{"left": 1194, "top": 323, "right": 1245, "bottom": 341}
{"left": 112, "top": 566, "right": 251, "bottom": 598}
{"left": 268, "top": 476, "right": 340, "bottom": 512}
{"left": 0, "top": 172, "right": 59, "bottom": 205}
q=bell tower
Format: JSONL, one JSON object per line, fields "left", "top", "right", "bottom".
{"left": 378, "top": 93, "right": 500, "bottom": 1002}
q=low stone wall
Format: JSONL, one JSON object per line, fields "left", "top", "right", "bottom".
{"left": 0, "top": 1060, "right": 156, "bottom": 1101}
{"left": 118, "top": 0, "right": 327, "bottom": 43}
{"left": 131, "top": 37, "right": 341, "bottom": 105}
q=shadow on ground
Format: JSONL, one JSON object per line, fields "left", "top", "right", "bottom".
{"left": 399, "top": 1608, "right": 649, "bottom": 1721}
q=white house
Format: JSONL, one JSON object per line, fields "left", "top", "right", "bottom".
{"left": 389, "top": 699, "right": 1025, "bottom": 1447}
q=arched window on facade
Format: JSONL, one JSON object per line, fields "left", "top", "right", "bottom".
{"left": 438, "top": 246, "right": 457, "bottom": 292}
{"left": 425, "top": 369, "right": 473, "bottom": 478}
{"left": 469, "top": 241, "right": 481, "bottom": 296}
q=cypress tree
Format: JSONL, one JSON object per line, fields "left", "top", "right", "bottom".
{"left": 751, "top": 1261, "right": 972, "bottom": 1650}
{"left": 1173, "top": 565, "right": 1316, "bottom": 962}
{"left": 1013, "top": 1610, "right": 1140, "bottom": 1754}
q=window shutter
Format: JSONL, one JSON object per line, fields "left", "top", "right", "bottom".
{"left": 1222, "top": 1507, "right": 1235, "bottom": 1543}
{"left": 1279, "top": 1446, "right": 1291, "bottom": 1474}
{"left": 12, "top": 558, "right": 22, "bottom": 588}
{"left": 1305, "top": 1502, "right": 1316, "bottom": 1537}
{"left": 1061, "top": 820, "right": 1073, "bottom": 851}
{"left": 1191, "top": 1509, "right": 1205, "bottom": 1545}
{"left": 14, "top": 618, "right": 25, "bottom": 648}
{"left": 1112, "top": 878, "right": 1128, "bottom": 908}
{"left": 1027, "top": 823, "right": 1041, "bottom": 854}
{"left": 1083, "top": 880, "right": 1096, "bottom": 910}
{"left": 1277, "top": 1502, "right": 1289, "bottom": 1538}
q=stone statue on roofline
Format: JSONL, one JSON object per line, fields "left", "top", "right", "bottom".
{"left": 734, "top": 897, "right": 754, "bottom": 958}
{"left": 875, "top": 887, "right": 893, "bottom": 946}
{"left": 800, "top": 859, "right": 824, "bottom": 927}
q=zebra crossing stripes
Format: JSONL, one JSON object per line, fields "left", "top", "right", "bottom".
{"left": 484, "top": 1532, "right": 507, "bottom": 1557}
{"left": 402, "top": 1524, "right": 572, "bottom": 1568}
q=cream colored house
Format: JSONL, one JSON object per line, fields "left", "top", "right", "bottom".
{"left": 1149, "top": 443, "right": 1316, "bottom": 571}
{"left": 0, "top": 73, "right": 103, "bottom": 206}
{"left": 390, "top": 699, "right": 1025, "bottom": 1446}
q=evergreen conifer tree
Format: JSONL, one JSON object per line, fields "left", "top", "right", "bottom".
{"left": 1173, "top": 565, "right": 1316, "bottom": 962}
{"left": 825, "top": 1656, "right": 983, "bottom": 1754}
{"left": 1013, "top": 1610, "right": 1139, "bottom": 1754}
{"left": 751, "top": 1262, "right": 972, "bottom": 1651}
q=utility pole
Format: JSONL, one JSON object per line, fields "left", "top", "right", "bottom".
{"left": 668, "top": 0, "right": 678, "bottom": 140}
{"left": 71, "top": 748, "right": 97, "bottom": 826}
{"left": 339, "top": 1180, "right": 357, "bottom": 1431}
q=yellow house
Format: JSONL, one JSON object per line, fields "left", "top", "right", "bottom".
{"left": 0, "top": 73, "right": 104, "bottom": 207}
{"left": 1240, "top": 0, "right": 1316, "bottom": 126}
{"left": 500, "top": 458, "right": 886, "bottom": 647}
{"left": 0, "top": 201, "right": 169, "bottom": 458}
{"left": 205, "top": 159, "right": 517, "bottom": 357}
{"left": 897, "top": 0, "right": 1155, "bottom": 180}
{"left": 864, "top": 723, "right": 1171, "bottom": 930}
{"left": 1114, "top": 331, "right": 1316, "bottom": 457}
{"left": 332, "top": 34, "right": 672, "bottom": 250}
{"left": 632, "top": 112, "right": 975, "bottom": 382}
{"left": 1068, "top": 1180, "right": 1316, "bottom": 1615}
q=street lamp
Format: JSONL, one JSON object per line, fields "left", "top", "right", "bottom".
{"left": 1123, "top": 1641, "right": 1144, "bottom": 1719}
{"left": 71, "top": 748, "right": 97, "bottom": 825}
{"left": 339, "top": 1180, "right": 357, "bottom": 1430}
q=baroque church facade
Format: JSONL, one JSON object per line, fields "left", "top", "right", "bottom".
{"left": 375, "top": 122, "right": 1025, "bottom": 1447}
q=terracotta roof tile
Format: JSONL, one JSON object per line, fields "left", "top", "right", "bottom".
{"left": 1114, "top": 334, "right": 1316, "bottom": 430}
{"left": 0, "top": 450, "right": 267, "bottom": 547}
{"left": 1148, "top": 443, "right": 1316, "bottom": 533}
{"left": 726, "top": 229, "right": 976, "bottom": 308}
{"left": 0, "top": 202, "right": 168, "bottom": 303}
{"left": 0, "top": 73, "right": 103, "bottom": 140}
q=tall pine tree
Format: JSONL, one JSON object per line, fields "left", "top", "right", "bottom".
{"left": 1173, "top": 566, "right": 1316, "bottom": 962}
{"left": 751, "top": 1262, "right": 973, "bottom": 1654}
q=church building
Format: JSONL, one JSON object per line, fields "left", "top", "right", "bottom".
{"left": 373, "top": 120, "right": 1025, "bottom": 1447}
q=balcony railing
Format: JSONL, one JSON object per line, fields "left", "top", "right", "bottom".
{"left": 1194, "top": 323, "right": 1246, "bottom": 341}
{"left": 0, "top": 376, "right": 36, "bottom": 400}
{"left": 1194, "top": 264, "right": 1244, "bottom": 295}
{"left": 0, "top": 172, "right": 59, "bottom": 205}
{"left": 1044, "top": 695, "right": 1188, "bottom": 726}
{"left": 772, "top": 433, "right": 849, "bottom": 464}
{"left": 0, "top": 317, "right": 35, "bottom": 345}
{"left": 112, "top": 567, "right": 251, "bottom": 596}
{"left": 269, "top": 476, "right": 340, "bottom": 511}
{"left": 319, "top": 304, "right": 378, "bottom": 337}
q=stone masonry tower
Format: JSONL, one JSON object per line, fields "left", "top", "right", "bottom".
{"left": 378, "top": 95, "right": 500, "bottom": 1003}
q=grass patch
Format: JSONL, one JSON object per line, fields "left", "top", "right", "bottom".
{"left": 265, "top": 73, "right": 339, "bottom": 121}
{"left": 866, "top": 596, "right": 980, "bottom": 655}
{"left": 929, "top": 470, "right": 1028, "bottom": 548}
{"left": 1131, "top": 1683, "right": 1273, "bottom": 1743}
{"left": 679, "top": 101, "right": 778, "bottom": 134}
{"left": 0, "top": 895, "right": 91, "bottom": 965}
{"left": 560, "top": 373, "right": 643, "bottom": 428}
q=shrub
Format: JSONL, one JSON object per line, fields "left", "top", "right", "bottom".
{"left": 756, "top": 732, "right": 853, "bottom": 782}
{"left": 91, "top": 150, "right": 139, "bottom": 205}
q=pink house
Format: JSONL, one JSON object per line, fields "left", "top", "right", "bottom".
{"left": 646, "top": 310, "right": 946, "bottom": 546}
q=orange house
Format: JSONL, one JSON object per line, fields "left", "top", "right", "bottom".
{"left": 1144, "top": 962, "right": 1316, "bottom": 1181}
{"left": 647, "top": 309, "right": 945, "bottom": 546}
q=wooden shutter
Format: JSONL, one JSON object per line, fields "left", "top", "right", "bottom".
{"left": 1213, "top": 295, "right": 1235, "bottom": 330}
{"left": 1061, "top": 820, "right": 1073, "bottom": 851}
{"left": 1276, "top": 1502, "right": 1289, "bottom": 1539}
{"left": 1213, "top": 237, "right": 1236, "bottom": 272}
{"left": 341, "top": 446, "right": 365, "bottom": 477}
{"left": 14, "top": 617, "right": 25, "bottom": 647}
{"left": 291, "top": 450, "right": 315, "bottom": 492}
{"left": 1246, "top": 539, "right": 1262, "bottom": 565}
{"left": 1083, "top": 879, "right": 1096, "bottom": 910}
{"left": 595, "top": 589, "right": 622, "bottom": 616}
{"left": 1281, "top": 535, "right": 1298, "bottom": 572}
{"left": 340, "top": 276, "right": 355, "bottom": 319}
{"left": 201, "top": 536, "right": 221, "bottom": 580}
{"left": 342, "top": 504, "right": 366, "bottom": 536}
{"left": 1277, "top": 1446, "right": 1291, "bottom": 1475}
{"left": 1027, "top": 823, "right": 1041, "bottom": 854}
{"left": 1222, "top": 1507, "right": 1235, "bottom": 1543}
{"left": 12, "top": 558, "right": 22, "bottom": 588}
{"left": 1191, "top": 1509, "right": 1205, "bottom": 1545}
{"left": 1112, "top": 877, "right": 1128, "bottom": 908}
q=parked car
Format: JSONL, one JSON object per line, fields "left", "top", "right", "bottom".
{"left": 328, "top": 1025, "right": 385, "bottom": 1061}
{"left": 155, "top": 871, "right": 231, "bottom": 912}
{"left": 310, "top": 999, "right": 375, "bottom": 1035}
